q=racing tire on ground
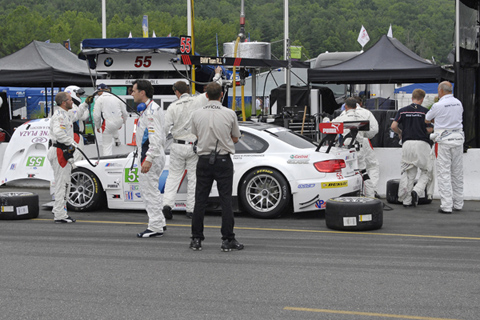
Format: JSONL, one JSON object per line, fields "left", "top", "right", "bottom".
{"left": 325, "top": 197, "right": 383, "bottom": 231}
{"left": 67, "top": 167, "right": 106, "bottom": 212}
{"left": 239, "top": 168, "right": 291, "bottom": 219}
{"left": 386, "top": 179, "right": 432, "bottom": 205}
{"left": 0, "top": 192, "right": 39, "bottom": 220}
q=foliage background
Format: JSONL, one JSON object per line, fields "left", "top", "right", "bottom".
{"left": 0, "top": 0, "right": 455, "bottom": 64}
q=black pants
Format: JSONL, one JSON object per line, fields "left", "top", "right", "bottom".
{"left": 191, "top": 155, "right": 235, "bottom": 241}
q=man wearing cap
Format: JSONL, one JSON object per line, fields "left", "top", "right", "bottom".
{"left": 93, "top": 83, "right": 128, "bottom": 156}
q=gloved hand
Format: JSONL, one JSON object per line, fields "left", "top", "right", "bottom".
{"left": 85, "top": 95, "right": 94, "bottom": 104}
{"left": 66, "top": 144, "right": 76, "bottom": 154}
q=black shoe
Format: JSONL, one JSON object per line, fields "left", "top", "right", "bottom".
{"left": 137, "top": 229, "right": 164, "bottom": 238}
{"left": 190, "top": 238, "right": 202, "bottom": 251}
{"left": 374, "top": 191, "right": 381, "bottom": 199}
{"left": 162, "top": 205, "right": 173, "bottom": 220}
{"left": 438, "top": 208, "right": 452, "bottom": 214}
{"left": 411, "top": 191, "right": 418, "bottom": 207}
{"left": 403, "top": 204, "right": 413, "bottom": 208}
{"left": 221, "top": 239, "right": 244, "bottom": 252}
{"left": 163, "top": 226, "right": 167, "bottom": 231}
{"left": 186, "top": 212, "right": 193, "bottom": 219}
{"left": 453, "top": 208, "right": 462, "bottom": 212}
{"left": 54, "top": 216, "right": 76, "bottom": 223}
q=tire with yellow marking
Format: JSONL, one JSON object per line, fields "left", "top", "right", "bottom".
{"left": 0, "top": 192, "right": 39, "bottom": 220}
{"left": 67, "top": 167, "right": 106, "bottom": 212}
{"left": 239, "top": 168, "right": 291, "bottom": 219}
{"left": 325, "top": 196, "right": 383, "bottom": 231}
{"left": 386, "top": 179, "right": 432, "bottom": 205}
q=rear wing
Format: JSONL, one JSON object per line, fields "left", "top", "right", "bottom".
{"left": 316, "top": 120, "right": 370, "bottom": 153}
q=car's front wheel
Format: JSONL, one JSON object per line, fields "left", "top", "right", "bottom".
{"left": 67, "top": 168, "right": 105, "bottom": 212}
{"left": 239, "top": 168, "right": 291, "bottom": 218}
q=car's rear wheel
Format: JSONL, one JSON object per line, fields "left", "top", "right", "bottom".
{"left": 67, "top": 167, "right": 105, "bottom": 212}
{"left": 239, "top": 168, "right": 290, "bottom": 219}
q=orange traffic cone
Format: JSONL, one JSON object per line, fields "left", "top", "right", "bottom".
{"left": 128, "top": 118, "right": 138, "bottom": 146}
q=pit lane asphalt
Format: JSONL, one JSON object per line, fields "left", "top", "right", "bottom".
{"left": 1, "top": 186, "right": 479, "bottom": 320}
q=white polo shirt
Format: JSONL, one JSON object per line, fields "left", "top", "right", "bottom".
{"left": 425, "top": 94, "right": 463, "bottom": 130}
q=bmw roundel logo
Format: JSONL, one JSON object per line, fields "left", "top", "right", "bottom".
{"left": 104, "top": 57, "right": 113, "bottom": 67}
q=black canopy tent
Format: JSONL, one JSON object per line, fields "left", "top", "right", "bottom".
{"left": 0, "top": 41, "right": 95, "bottom": 87}
{"left": 0, "top": 41, "right": 98, "bottom": 118}
{"left": 308, "top": 35, "right": 454, "bottom": 84}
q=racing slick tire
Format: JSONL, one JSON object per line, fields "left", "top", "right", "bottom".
{"left": 0, "top": 192, "right": 39, "bottom": 220}
{"left": 386, "top": 179, "right": 432, "bottom": 205}
{"left": 325, "top": 197, "right": 383, "bottom": 231}
{"left": 239, "top": 168, "right": 291, "bottom": 219}
{"left": 67, "top": 167, "right": 106, "bottom": 212}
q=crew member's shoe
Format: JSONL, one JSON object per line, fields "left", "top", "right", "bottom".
{"left": 137, "top": 229, "right": 163, "bottom": 238}
{"left": 438, "top": 208, "right": 452, "bottom": 214}
{"left": 403, "top": 204, "right": 413, "bottom": 208}
{"left": 54, "top": 216, "right": 76, "bottom": 223}
{"left": 453, "top": 208, "right": 462, "bottom": 212}
{"left": 190, "top": 238, "right": 202, "bottom": 251}
{"left": 411, "top": 190, "right": 419, "bottom": 207}
{"left": 162, "top": 205, "right": 173, "bottom": 220}
{"left": 221, "top": 239, "right": 244, "bottom": 252}
{"left": 186, "top": 212, "right": 193, "bottom": 219}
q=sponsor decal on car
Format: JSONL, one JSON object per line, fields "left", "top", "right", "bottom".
{"left": 315, "top": 199, "right": 326, "bottom": 209}
{"left": 32, "top": 137, "right": 48, "bottom": 144}
{"left": 135, "top": 192, "right": 142, "bottom": 198}
{"left": 10, "top": 164, "right": 17, "bottom": 170}
{"left": 105, "top": 163, "right": 122, "bottom": 167}
{"left": 287, "top": 159, "right": 309, "bottom": 164}
{"left": 290, "top": 154, "right": 309, "bottom": 159}
{"left": 321, "top": 180, "right": 348, "bottom": 188}
{"left": 298, "top": 183, "right": 315, "bottom": 189}
{"left": 130, "top": 185, "right": 140, "bottom": 191}
{"left": 107, "top": 184, "right": 119, "bottom": 188}
{"left": 125, "top": 192, "right": 134, "bottom": 200}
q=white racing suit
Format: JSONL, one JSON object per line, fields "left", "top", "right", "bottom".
{"left": 136, "top": 100, "right": 167, "bottom": 233}
{"left": 398, "top": 140, "right": 434, "bottom": 204}
{"left": 47, "top": 108, "right": 77, "bottom": 220}
{"left": 358, "top": 106, "right": 380, "bottom": 197}
{"left": 93, "top": 92, "right": 128, "bottom": 156}
{"left": 69, "top": 102, "right": 90, "bottom": 162}
{"left": 432, "top": 129, "right": 465, "bottom": 211}
{"left": 333, "top": 106, "right": 379, "bottom": 197}
{"left": 163, "top": 93, "right": 198, "bottom": 213}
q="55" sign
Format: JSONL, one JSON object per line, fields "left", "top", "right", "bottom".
{"left": 179, "top": 36, "right": 192, "bottom": 54}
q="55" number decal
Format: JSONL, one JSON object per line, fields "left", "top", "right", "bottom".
{"left": 134, "top": 56, "right": 152, "bottom": 68}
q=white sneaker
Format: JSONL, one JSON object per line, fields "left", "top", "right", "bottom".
{"left": 137, "top": 229, "right": 163, "bottom": 238}
{"left": 54, "top": 216, "right": 76, "bottom": 223}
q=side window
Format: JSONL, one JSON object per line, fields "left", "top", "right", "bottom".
{"left": 235, "top": 131, "right": 268, "bottom": 154}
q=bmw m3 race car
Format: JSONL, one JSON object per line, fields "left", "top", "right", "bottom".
{"left": 68, "top": 122, "right": 362, "bottom": 218}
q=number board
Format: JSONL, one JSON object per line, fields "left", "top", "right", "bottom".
{"left": 125, "top": 168, "right": 139, "bottom": 183}
{"left": 26, "top": 156, "right": 45, "bottom": 167}
{"left": 179, "top": 36, "right": 192, "bottom": 54}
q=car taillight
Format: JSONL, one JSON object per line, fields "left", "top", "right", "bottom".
{"left": 314, "top": 159, "right": 346, "bottom": 173}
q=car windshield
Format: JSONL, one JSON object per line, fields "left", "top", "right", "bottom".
{"left": 264, "top": 127, "right": 316, "bottom": 148}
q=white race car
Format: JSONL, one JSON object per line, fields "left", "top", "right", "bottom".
{"left": 68, "top": 122, "right": 362, "bottom": 218}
